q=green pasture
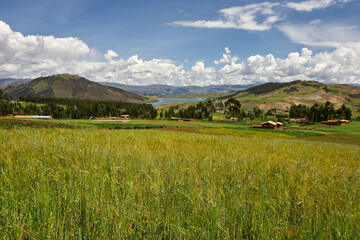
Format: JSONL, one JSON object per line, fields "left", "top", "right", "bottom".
{"left": 1, "top": 127, "right": 359, "bottom": 239}
{"left": 2, "top": 116, "right": 359, "bottom": 138}
{"left": 0, "top": 118, "right": 360, "bottom": 238}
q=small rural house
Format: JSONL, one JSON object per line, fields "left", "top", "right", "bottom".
{"left": 120, "top": 115, "right": 130, "bottom": 119}
{"left": 13, "top": 115, "right": 35, "bottom": 118}
{"left": 221, "top": 117, "right": 239, "bottom": 121}
{"left": 33, "top": 115, "right": 53, "bottom": 120}
{"left": 251, "top": 121, "right": 283, "bottom": 130}
{"left": 182, "top": 118, "right": 196, "bottom": 122}
{"left": 261, "top": 121, "right": 283, "bottom": 130}
{"left": 170, "top": 117, "right": 182, "bottom": 121}
{"left": 339, "top": 119, "right": 350, "bottom": 125}
{"left": 289, "top": 118, "right": 307, "bottom": 123}
{"left": 169, "top": 117, "right": 196, "bottom": 122}
{"left": 13, "top": 115, "right": 53, "bottom": 120}
{"left": 322, "top": 119, "right": 350, "bottom": 126}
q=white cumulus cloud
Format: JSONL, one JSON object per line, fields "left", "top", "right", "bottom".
{"left": 214, "top": 47, "right": 239, "bottom": 65}
{"left": 286, "top": 0, "right": 352, "bottom": 12}
{"left": 167, "top": 2, "right": 282, "bottom": 31}
{"left": 0, "top": 20, "right": 360, "bottom": 86}
{"left": 167, "top": 0, "right": 353, "bottom": 32}
{"left": 0, "top": 20, "right": 90, "bottom": 77}
{"left": 104, "top": 50, "right": 119, "bottom": 61}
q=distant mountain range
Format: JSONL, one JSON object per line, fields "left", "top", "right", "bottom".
{"left": 1, "top": 77, "right": 255, "bottom": 95}
{"left": 0, "top": 78, "right": 31, "bottom": 86}
{"left": 2, "top": 74, "right": 145, "bottom": 102}
{"left": 0, "top": 78, "right": 254, "bottom": 95}
{"left": 99, "top": 82, "right": 255, "bottom": 95}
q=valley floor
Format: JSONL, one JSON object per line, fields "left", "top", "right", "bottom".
{"left": 0, "top": 118, "right": 359, "bottom": 238}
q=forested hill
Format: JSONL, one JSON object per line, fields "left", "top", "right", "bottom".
{"left": 3, "top": 74, "right": 146, "bottom": 102}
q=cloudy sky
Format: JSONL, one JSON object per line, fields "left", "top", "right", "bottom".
{"left": 0, "top": 0, "right": 359, "bottom": 86}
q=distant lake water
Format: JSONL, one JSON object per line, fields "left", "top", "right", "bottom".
{"left": 150, "top": 98, "right": 207, "bottom": 106}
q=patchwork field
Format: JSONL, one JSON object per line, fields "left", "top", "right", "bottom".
{"left": 0, "top": 118, "right": 359, "bottom": 238}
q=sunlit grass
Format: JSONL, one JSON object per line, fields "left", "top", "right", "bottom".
{"left": 1, "top": 128, "right": 359, "bottom": 239}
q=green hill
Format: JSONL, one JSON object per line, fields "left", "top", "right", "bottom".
{"left": 3, "top": 74, "right": 146, "bottom": 102}
{"left": 222, "top": 80, "right": 360, "bottom": 115}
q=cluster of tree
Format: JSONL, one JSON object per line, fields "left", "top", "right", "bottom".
{"left": 290, "top": 101, "right": 352, "bottom": 121}
{"left": 264, "top": 108, "right": 278, "bottom": 117}
{"left": 0, "top": 89, "right": 6, "bottom": 100}
{"left": 349, "top": 93, "right": 360, "bottom": 98}
{"left": 223, "top": 98, "right": 270, "bottom": 120}
{"left": 300, "top": 81, "right": 322, "bottom": 88}
{"left": 160, "top": 98, "right": 266, "bottom": 121}
{"left": 160, "top": 100, "right": 216, "bottom": 120}
{"left": 283, "top": 87, "right": 299, "bottom": 94}
{"left": 160, "top": 97, "right": 287, "bottom": 122}
{"left": 323, "top": 86, "right": 332, "bottom": 93}
{"left": 0, "top": 89, "right": 13, "bottom": 115}
{"left": 0, "top": 94, "right": 157, "bottom": 119}
{"left": 224, "top": 98, "right": 241, "bottom": 118}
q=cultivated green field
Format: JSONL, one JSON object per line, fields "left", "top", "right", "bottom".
{"left": 0, "top": 119, "right": 360, "bottom": 238}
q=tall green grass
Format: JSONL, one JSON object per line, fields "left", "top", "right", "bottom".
{"left": 0, "top": 128, "right": 359, "bottom": 238}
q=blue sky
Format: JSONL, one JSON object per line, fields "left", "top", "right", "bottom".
{"left": 0, "top": 0, "right": 359, "bottom": 86}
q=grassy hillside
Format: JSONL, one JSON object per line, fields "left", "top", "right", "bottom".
{"left": 3, "top": 74, "right": 146, "bottom": 102}
{"left": 0, "top": 118, "right": 359, "bottom": 238}
{"left": 223, "top": 81, "right": 360, "bottom": 116}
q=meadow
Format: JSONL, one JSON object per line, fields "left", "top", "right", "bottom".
{"left": 0, "top": 119, "right": 360, "bottom": 239}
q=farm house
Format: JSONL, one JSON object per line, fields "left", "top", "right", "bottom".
{"left": 251, "top": 121, "right": 283, "bottom": 130}
{"left": 120, "top": 115, "right": 130, "bottom": 119}
{"left": 322, "top": 119, "right": 350, "bottom": 126}
{"left": 13, "top": 115, "right": 53, "bottom": 120}
{"left": 182, "top": 119, "right": 196, "bottom": 122}
{"left": 261, "top": 121, "right": 283, "bottom": 130}
{"left": 289, "top": 118, "right": 307, "bottom": 123}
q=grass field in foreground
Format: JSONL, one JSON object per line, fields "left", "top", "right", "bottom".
{"left": 1, "top": 127, "right": 359, "bottom": 239}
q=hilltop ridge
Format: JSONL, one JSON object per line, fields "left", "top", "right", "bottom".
{"left": 221, "top": 80, "right": 360, "bottom": 114}
{"left": 3, "top": 74, "right": 146, "bottom": 102}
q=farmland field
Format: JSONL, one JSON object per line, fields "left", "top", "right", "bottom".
{"left": 0, "top": 118, "right": 360, "bottom": 238}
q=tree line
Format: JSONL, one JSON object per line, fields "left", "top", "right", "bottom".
{"left": 159, "top": 98, "right": 265, "bottom": 121}
{"left": 1, "top": 89, "right": 353, "bottom": 122}
{"left": 160, "top": 100, "right": 217, "bottom": 120}
{"left": 0, "top": 91, "right": 157, "bottom": 119}
{"left": 159, "top": 98, "right": 289, "bottom": 121}
{"left": 290, "top": 101, "right": 352, "bottom": 121}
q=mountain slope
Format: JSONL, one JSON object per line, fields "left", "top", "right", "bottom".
{"left": 100, "top": 82, "right": 255, "bottom": 95}
{"left": 222, "top": 80, "right": 360, "bottom": 115}
{"left": 3, "top": 74, "right": 146, "bottom": 102}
